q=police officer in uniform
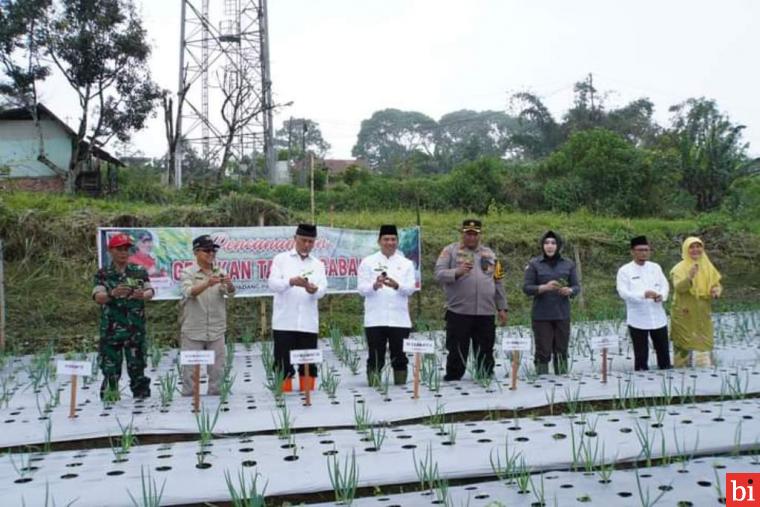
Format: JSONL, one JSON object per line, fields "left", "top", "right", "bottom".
{"left": 434, "top": 219, "right": 508, "bottom": 381}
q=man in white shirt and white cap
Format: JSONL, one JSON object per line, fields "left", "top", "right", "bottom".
{"left": 616, "top": 235, "right": 672, "bottom": 371}
{"left": 357, "top": 225, "right": 417, "bottom": 386}
{"left": 268, "top": 224, "right": 327, "bottom": 392}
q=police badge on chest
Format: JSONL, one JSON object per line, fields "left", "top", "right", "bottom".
{"left": 480, "top": 256, "right": 494, "bottom": 274}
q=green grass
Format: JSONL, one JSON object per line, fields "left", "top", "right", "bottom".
{"left": 1, "top": 191, "right": 759, "bottom": 353}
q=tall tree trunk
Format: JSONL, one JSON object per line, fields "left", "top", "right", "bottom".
{"left": 218, "top": 130, "right": 236, "bottom": 183}
{"left": 162, "top": 95, "right": 176, "bottom": 185}
{"left": 67, "top": 91, "right": 90, "bottom": 194}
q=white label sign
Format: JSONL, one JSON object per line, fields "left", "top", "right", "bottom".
{"left": 591, "top": 335, "right": 619, "bottom": 350}
{"left": 180, "top": 350, "right": 216, "bottom": 365}
{"left": 290, "top": 349, "right": 324, "bottom": 365}
{"left": 403, "top": 339, "right": 435, "bottom": 354}
{"left": 502, "top": 336, "right": 532, "bottom": 352}
{"left": 57, "top": 360, "right": 92, "bottom": 377}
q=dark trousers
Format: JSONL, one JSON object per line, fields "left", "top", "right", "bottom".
{"left": 532, "top": 319, "right": 570, "bottom": 374}
{"left": 629, "top": 325, "right": 671, "bottom": 371}
{"left": 444, "top": 311, "right": 495, "bottom": 381}
{"left": 273, "top": 330, "right": 318, "bottom": 378}
{"left": 365, "top": 326, "right": 410, "bottom": 373}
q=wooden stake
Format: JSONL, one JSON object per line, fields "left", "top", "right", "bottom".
{"left": 328, "top": 206, "right": 334, "bottom": 320}
{"left": 573, "top": 245, "right": 586, "bottom": 311}
{"left": 258, "top": 214, "right": 267, "bottom": 340}
{"left": 309, "top": 153, "right": 315, "bottom": 223}
{"left": 0, "top": 239, "right": 5, "bottom": 351}
{"left": 601, "top": 348, "right": 608, "bottom": 384}
{"left": 69, "top": 375, "right": 78, "bottom": 418}
{"left": 510, "top": 351, "right": 519, "bottom": 391}
{"left": 415, "top": 196, "right": 422, "bottom": 322}
{"left": 304, "top": 363, "right": 312, "bottom": 406}
{"left": 193, "top": 364, "right": 201, "bottom": 413}
{"left": 413, "top": 353, "right": 421, "bottom": 399}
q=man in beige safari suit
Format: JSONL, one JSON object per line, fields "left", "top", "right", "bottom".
{"left": 180, "top": 234, "right": 236, "bottom": 396}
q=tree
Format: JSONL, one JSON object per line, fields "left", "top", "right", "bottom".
{"left": 274, "top": 117, "right": 331, "bottom": 159}
{"left": 45, "top": 0, "right": 161, "bottom": 191}
{"left": 664, "top": 98, "right": 759, "bottom": 211}
{"left": 217, "top": 63, "right": 267, "bottom": 182}
{"left": 0, "top": 0, "right": 53, "bottom": 168}
{"left": 508, "top": 91, "right": 565, "bottom": 159}
{"left": 605, "top": 98, "right": 659, "bottom": 147}
{"left": 443, "top": 157, "right": 506, "bottom": 213}
{"left": 161, "top": 67, "right": 190, "bottom": 186}
{"left": 351, "top": 108, "right": 436, "bottom": 172}
{"left": 433, "top": 110, "right": 518, "bottom": 171}
{"left": 539, "top": 128, "right": 680, "bottom": 216}
{"left": 177, "top": 140, "right": 214, "bottom": 183}
{"left": 563, "top": 73, "right": 606, "bottom": 133}
{"left": 0, "top": 0, "right": 50, "bottom": 103}
{"left": 508, "top": 74, "right": 661, "bottom": 158}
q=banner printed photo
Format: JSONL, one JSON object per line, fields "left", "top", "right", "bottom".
{"left": 97, "top": 226, "right": 422, "bottom": 300}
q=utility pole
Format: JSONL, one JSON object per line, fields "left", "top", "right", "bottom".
{"left": 261, "top": 0, "right": 276, "bottom": 183}
{"left": 287, "top": 116, "right": 293, "bottom": 182}
{"left": 300, "top": 121, "right": 308, "bottom": 186}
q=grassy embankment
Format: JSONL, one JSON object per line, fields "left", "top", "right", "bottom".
{"left": 1, "top": 191, "right": 759, "bottom": 354}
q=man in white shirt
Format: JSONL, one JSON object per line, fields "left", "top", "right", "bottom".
{"left": 616, "top": 236, "right": 672, "bottom": 371}
{"left": 268, "top": 224, "right": 327, "bottom": 392}
{"left": 357, "top": 225, "right": 417, "bottom": 386}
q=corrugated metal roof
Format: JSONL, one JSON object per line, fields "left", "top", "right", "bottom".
{"left": 1, "top": 159, "right": 59, "bottom": 178}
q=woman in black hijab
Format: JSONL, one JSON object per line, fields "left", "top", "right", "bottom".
{"left": 522, "top": 230, "right": 581, "bottom": 375}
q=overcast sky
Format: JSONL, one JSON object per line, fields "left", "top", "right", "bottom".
{"left": 36, "top": 0, "right": 760, "bottom": 159}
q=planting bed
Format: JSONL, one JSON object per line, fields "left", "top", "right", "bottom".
{"left": 0, "top": 311, "right": 758, "bottom": 506}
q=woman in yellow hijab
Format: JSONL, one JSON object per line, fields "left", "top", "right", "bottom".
{"left": 670, "top": 237, "right": 722, "bottom": 368}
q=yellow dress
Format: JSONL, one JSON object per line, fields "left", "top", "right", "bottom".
{"left": 670, "top": 237, "right": 722, "bottom": 368}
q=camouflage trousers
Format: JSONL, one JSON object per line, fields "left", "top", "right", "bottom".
{"left": 98, "top": 334, "right": 151, "bottom": 400}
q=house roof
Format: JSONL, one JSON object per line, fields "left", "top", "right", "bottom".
{"left": 0, "top": 103, "right": 123, "bottom": 166}
{"left": 322, "top": 159, "right": 368, "bottom": 174}
{"left": 292, "top": 158, "right": 368, "bottom": 175}
{"left": 1, "top": 160, "right": 61, "bottom": 178}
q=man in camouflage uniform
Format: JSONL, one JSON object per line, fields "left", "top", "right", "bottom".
{"left": 434, "top": 219, "right": 508, "bottom": 381}
{"left": 92, "top": 232, "right": 153, "bottom": 400}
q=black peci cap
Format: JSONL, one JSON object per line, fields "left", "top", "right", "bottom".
{"left": 379, "top": 224, "right": 398, "bottom": 238}
{"left": 630, "top": 236, "right": 649, "bottom": 248}
{"left": 296, "top": 223, "right": 317, "bottom": 238}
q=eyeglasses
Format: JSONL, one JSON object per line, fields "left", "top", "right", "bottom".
{"left": 199, "top": 248, "right": 217, "bottom": 254}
